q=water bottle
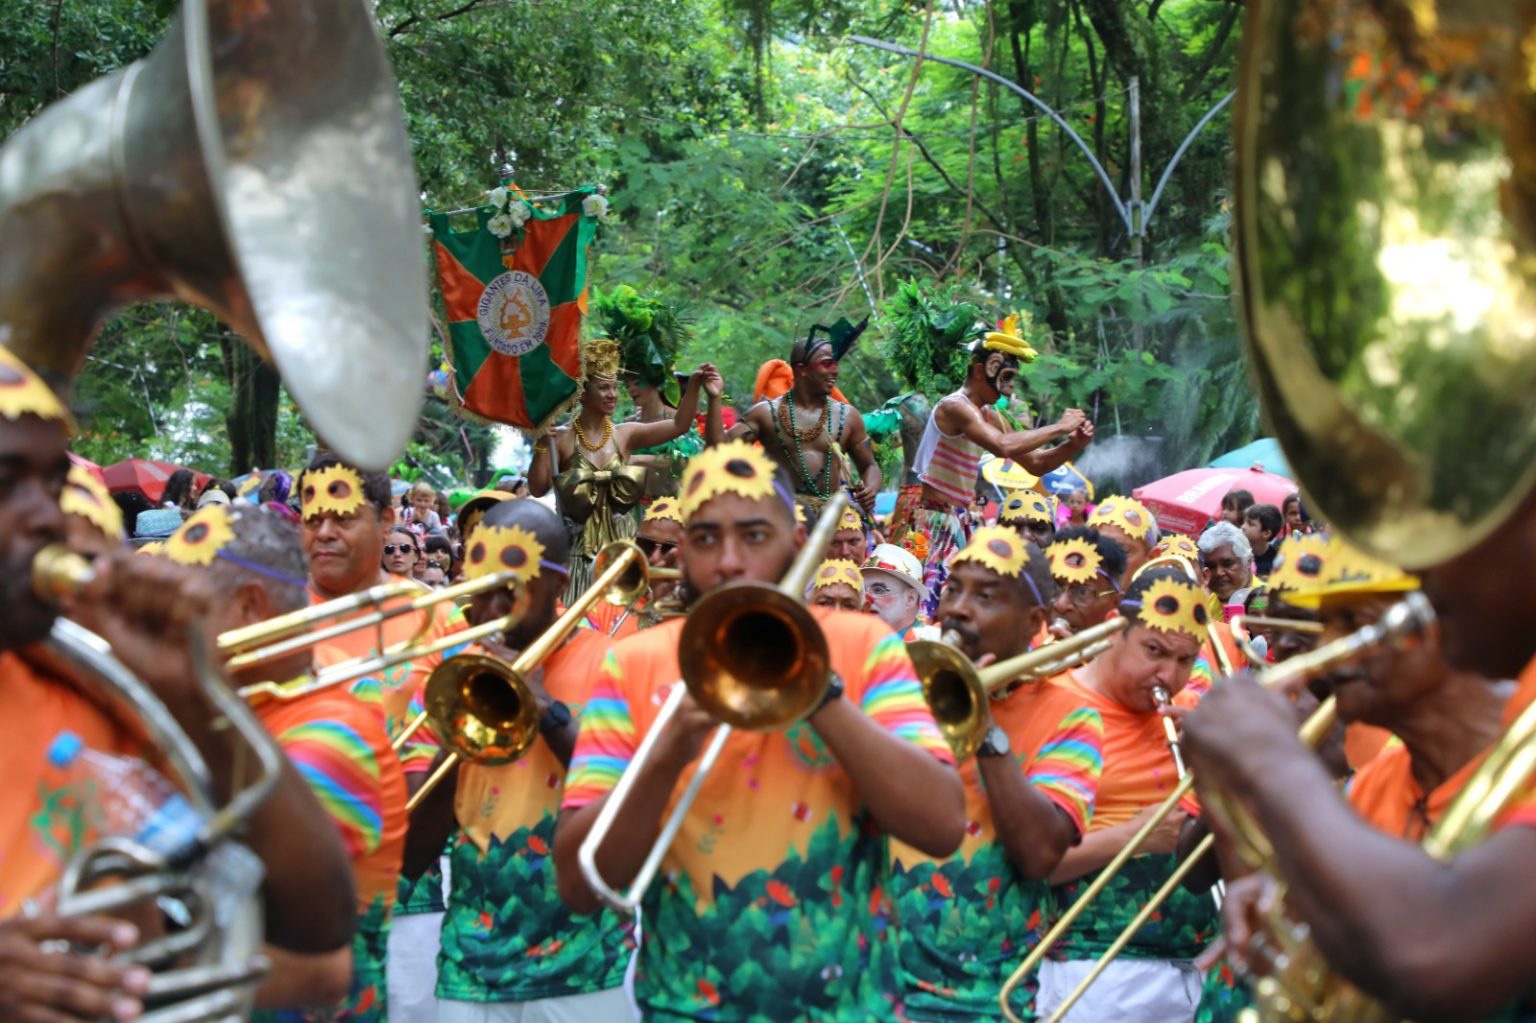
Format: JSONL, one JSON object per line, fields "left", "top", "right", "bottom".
{"left": 46, "top": 730, "right": 204, "bottom": 860}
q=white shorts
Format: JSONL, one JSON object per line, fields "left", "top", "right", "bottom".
{"left": 388, "top": 911, "right": 444, "bottom": 1023}
{"left": 1036, "top": 957, "right": 1203, "bottom": 1023}
{"left": 438, "top": 988, "right": 634, "bottom": 1023}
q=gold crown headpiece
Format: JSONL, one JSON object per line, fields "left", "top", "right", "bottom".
{"left": 582, "top": 337, "right": 623, "bottom": 381}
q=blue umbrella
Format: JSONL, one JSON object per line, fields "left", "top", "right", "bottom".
{"left": 1209, "top": 438, "right": 1292, "bottom": 479}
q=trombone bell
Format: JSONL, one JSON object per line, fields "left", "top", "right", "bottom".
{"left": 423, "top": 654, "right": 540, "bottom": 766}
{"left": 677, "top": 583, "right": 830, "bottom": 731}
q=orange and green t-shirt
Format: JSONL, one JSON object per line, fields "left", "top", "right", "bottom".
{"left": 254, "top": 685, "right": 407, "bottom": 1023}
{"left": 890, "top": 676, "right": 1104, "bottom": 1022}
{"left": 1046, "top": 672, "right": 1218, "bottom": 962}
{"left": 437, "top": 629, "right": 634, "bottom": 1003}
{"left": 561, "top": 609, "right": 953, "bottom": 1022}
{"left": 310, "top": 581, "right": 461, "bottom": 915}
{"left": 0, "top": 652, "right": 140, "bottom": 918}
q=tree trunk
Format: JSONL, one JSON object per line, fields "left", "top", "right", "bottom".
{"left": 221, "top": 337, "right": 281, "bottom": 476}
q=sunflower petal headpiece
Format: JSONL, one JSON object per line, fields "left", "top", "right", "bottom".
{"left": 837, "top": 505, "right": 864, "bottom": 533}
{"left": 0, "top": 347, "right": 75, "bottom": 432}
{"left": 62, "top": 464, "right": 124, "bottom": 540}
{"left": 463, "top": 523, "right": 545, "bottom": 585}
{"left": 810, "top": 559, "right": 864, "bottom": 592}
{"left": 1130, "top": 576, "right": 1209, "bottom": 641}
{"left": 1048, "top": 536, "right": 1104, "bottom": 586}
{"left": 953, "top": 525, "right": 1032, "bottom": 579}
{"left": 643, "top": 497, "right": 683, "bottom": 524}
{"left": 301, "top": 465, "right": 369, "bottom": 521}
{"left": 1000, "top": 489, "right": 1056, "bottom": 526}
{"left": 1270, "top": 533, "right": 1418, "bottom": 607}
{"left": 1089, "top": 497, "right": 1155, "bottom": 543}
{"left": 163, "top": 506, "right": 237, "bottom": 567}
{"left": 1152, "top": 534, "right": 1201, "bottom": 567}
{"left": 680, "top": 440, "right": 782, "bottom": 519}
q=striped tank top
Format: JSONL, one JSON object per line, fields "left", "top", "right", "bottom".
{"left": 914, "top": 404, "right": 986, "bottom": 507}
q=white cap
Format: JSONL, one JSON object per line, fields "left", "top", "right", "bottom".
{"left": 860, "top": 543, "right": 929, "bottom": 600}
{"left": 196, "top": 489, "right": 231, "bottom": 508}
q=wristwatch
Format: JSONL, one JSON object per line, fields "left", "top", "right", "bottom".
{"left": 814, "top": 672, "right": 845, "bottom": 715}
{"left": 539, "top": 700, "right": 572, "bottom": 734}
{"left": 976, "top": 725, "right": 1012, "bottom": 759}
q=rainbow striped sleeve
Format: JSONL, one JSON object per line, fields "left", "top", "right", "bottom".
{"left": 1186, "top": 655, "right": 1215, "bottom": 698}
{"left": 1024, "top": 706, "right": 1104, "bottom": 836}
{"left": 275, "top": 718, "right": 385, "bottom": 859}
{"left": 351, "top": 676, "right": 438, "bottom": 770}
{"left": 858, "top": 632, "right": 954, "bottom": 765}
{"left": 560, "top": 651, "right": 639, "bottom": 810}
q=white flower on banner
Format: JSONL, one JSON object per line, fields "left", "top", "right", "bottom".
{"left": 582, "top": 193, "right": 610, "bottom": 220}
{"left": 507, "top": 202, "right": 532, "bottom": 229}
{"left": 488, "top": 186, "right": 509, "bottom": 209}
{"left": 486, "top": 214, "right": 514, "bottom": 239}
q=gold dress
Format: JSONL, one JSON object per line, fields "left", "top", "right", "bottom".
{"left": 554, "top": 449, "right": 645, "bottom": 602}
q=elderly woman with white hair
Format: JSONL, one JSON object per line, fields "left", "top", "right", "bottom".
{"left": 1197, "top": 520, "right": 1253, "bottom": 608}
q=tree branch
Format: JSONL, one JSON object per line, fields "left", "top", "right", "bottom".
{"left": 388, "top": 0, "right": 493, "bottom": 39}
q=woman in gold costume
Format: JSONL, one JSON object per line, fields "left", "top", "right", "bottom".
{"left": 529, "top": 336, "right": 723, "bottom": 600}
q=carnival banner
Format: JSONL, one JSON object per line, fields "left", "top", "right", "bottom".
{"left": 429, "top": 186, "right": 605, "bottom": 430}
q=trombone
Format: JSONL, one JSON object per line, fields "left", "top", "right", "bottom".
{"left": 914, "top": 618, "right": 1129, "bottom": 761}
{"left": 998, "top": 592, "right": 1437, "bottom": 1023}
{"left": 604, "top": 567, "right": 682, "bottom": 635}
{"left": 577, "top": 492, "right": 849, "bottom": 912}
{"left": 398, "top": 540, "right": 653, "bottom": 811}
{"left": 233, "top": 575, "right": 533, "bottom": 707}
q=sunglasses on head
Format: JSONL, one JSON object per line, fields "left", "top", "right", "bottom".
{"left": 383, "top": 544, "right": 417, "bottom": 556}
{"left": 636, "top": 537, "right": 678, "bottom": 556}
{"left": 426, "top": 557, "right": 449, "bottom": 570}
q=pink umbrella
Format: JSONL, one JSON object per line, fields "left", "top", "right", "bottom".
{"left": 102, "top": 458, "right": 209, "bottom": 504}
{"left": 1133, "top": 467, "right": 1297, "bottom": 537}
{"left": 67, "top": 452, "right": 105, "bottom": 485}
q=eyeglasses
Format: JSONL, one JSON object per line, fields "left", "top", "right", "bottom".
{"left": 383, "top": 544, "right": 417, "bottom": 556}
{"left": 636, "top": 537, "right": 678, "bottom": 556}
{"left": 1063, "top": 583, "right": 1118, "bottom": 607}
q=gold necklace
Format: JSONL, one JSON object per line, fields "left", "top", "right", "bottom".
{"left": 573, "top": 415, "right": 614, "bottom": 452}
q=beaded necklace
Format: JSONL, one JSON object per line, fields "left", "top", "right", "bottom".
{"left": 573, "top": 415, "right": 614, "bottom": 453}
{"left": 779, "top": 390, "right": 844, "bottom": 499}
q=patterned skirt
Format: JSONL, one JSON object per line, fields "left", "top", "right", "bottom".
{"left": 887, "top": 485, "right": 970, "bottom": 619}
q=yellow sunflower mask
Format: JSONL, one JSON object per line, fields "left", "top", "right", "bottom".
{"left": 1128, "top": 576, "right": 1209, "bottom": 642}
{"left": 810, "top": 559, "right": 864, "bottom": 593}
{"left": 837, "top": 505, "right": 864, "bottom": 533}
{"left": 644, "top": 497, "right": 683, "bottom": 524}
{"left": 1000, "top": 490, "right": 1056, "bottom": 526}
{"left": 0, "top": 347, "right": 75, "bottom": 432}
{"left": 680, "top": 440, "right": 783, "bottom": 519}
{"left": 463, "top": 523, "right": 547, "bottom": 585}
{"left": 62, "top": 464, "right": 124, "bottom": 540}
{"left": 950, "top": 525, "right": 1048, "bottom": 605}
{"left": 1048, "top": 536, "right": 1108, "bottom": 587}
{"left": 163, "top": 506, "right": 237, "bottom": 567}
{"left": 1270, "top": 533, "right": 1418, "bottom": 608}
{"left": 1090, "top": 497, "right": 1155, "bottom": 544}
{"left": 301, "top": 465, "right": 369, "bottom": 521}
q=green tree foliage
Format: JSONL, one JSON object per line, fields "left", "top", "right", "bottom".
{"left": 1, "top": 0, "right": 1257, "bottom": 483}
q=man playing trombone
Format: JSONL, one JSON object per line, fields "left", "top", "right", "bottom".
{"left": 404, "top": 499, "right": 636, "bottom": 1022}
{"left": 1035, "top": 567, "right": 1216, "bottom": 1023}
{"left": 297, "top": 452, "right": 464, "bottom": 1023}
{"left": 159, "top": 501, "right": 408, "bottom": 1021}
{"left": 554, "top": 440, "right": 963, "bottom": 1020}
{"left": 0, "top": 347, "right": 357, "bottom": 1021}
{"left": 891, "top": 525, "right": 1106, "bottom": 1022}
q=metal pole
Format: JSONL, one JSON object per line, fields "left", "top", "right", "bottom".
{"left": 1127, "top": 76, "right": 1144, "bottom": 265}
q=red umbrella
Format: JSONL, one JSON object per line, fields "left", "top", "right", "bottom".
{"left": 1133, "top": 466, "right": 1297, "bottom": 537}
{"left": 67, "top": 452, "right": 105, "bottom": 485}
{"left": 102, "top": 458, "right": 209, "bottom": 504}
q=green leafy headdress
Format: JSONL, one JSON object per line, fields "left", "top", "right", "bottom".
{"left": 593, "top": 284, "right": 693, "bottom": 404}
{"left": 879, "top": 279, "right": 987, "bottom": 395}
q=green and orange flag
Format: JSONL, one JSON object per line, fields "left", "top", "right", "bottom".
{"left": 429, "top": 187, "right": 602, "bottom": 431}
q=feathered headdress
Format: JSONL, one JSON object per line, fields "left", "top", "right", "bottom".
{"left": 593, "top": 284, "right": 693, "bottom": 403}
{"left": 791, "top": 317, "right": 870, "bottom": 365}
{"left": 880, "top": 279, "right": 987, "bottom": 395}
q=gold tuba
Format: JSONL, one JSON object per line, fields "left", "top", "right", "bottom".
{"left": 0, "top": 0, "right": 429, "bottom": 469}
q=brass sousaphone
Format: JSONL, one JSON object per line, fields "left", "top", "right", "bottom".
{"left": 0, "top": 0, "right": 430, "bottom": 469}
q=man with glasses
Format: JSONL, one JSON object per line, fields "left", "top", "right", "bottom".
{"left": 585, "top": 497, "right": 684, "bottom": 639}
{"left": 1046, "top": 528, "right": 1127, "bottom": 637}
{"left": 999, "top": 489, "right": 1058, "bottom": 549}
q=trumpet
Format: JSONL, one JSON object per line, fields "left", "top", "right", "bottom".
{"left": 998, "top": 592, "right": 1437, "bottom": 1023}
{"left": 604, "top": 566, "right": 683, "bottom": 636}
{"left": 914, "top": 618, "right": 1129, "bottom": 761}
{"left": 577, "top": 493, "right": 848, "bottom": 912}
{"left": 399, "top": 540, "right": 654, "bottom": 811}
